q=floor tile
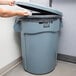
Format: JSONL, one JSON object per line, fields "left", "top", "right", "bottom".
{"left": 3, "top": 61, "right": 76, "bottom": 76}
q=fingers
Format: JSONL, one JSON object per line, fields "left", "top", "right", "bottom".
{"left": 9, "top": 0, "right": 15, "bottom": 6}
{"left": 16, "top": 11, "right": 29, "bottom": 16}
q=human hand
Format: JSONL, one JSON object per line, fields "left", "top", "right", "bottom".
{"left": 16, "top": 10, "right": 29, "bottom": 16}
{"left": 0, "top": 8, "right": 30, "bottom": 17}
{"left": 8, "top": 0, "right": 15, "bottom": 6}
{"left": 0, "top": 0, "right": 15, "bottom": 5}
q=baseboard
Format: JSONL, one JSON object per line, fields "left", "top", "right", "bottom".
{"left": 0, "top": 57, "right": 22, "bottom": 76}
{"left": 0, "top": 54, "right": 76, "bottom": 75}
{"left": 57, "top": 53, "right": 76, "bottom": 64}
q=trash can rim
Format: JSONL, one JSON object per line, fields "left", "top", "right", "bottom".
{"left": 15, "top": 1, "right": 62, "bottom": 16}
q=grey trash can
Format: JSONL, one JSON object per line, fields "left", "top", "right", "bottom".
{"left": 14, "top": 2, "right": 62, "bottom": 75}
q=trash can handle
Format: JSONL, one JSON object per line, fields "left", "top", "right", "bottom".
{"left": 60, "top": 18, "right": 63, "bottom": 27}
{"left": 14, "top": 18, "right": 21, "bottom": 32}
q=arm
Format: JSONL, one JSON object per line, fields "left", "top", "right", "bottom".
{"left": 0, "top": 0, "right": 15, "bottom": 6}
{"left": 0, "top": 8, "right": 29, "bottom": 17}
{"left": 0, "top": 0, "right": 30, "bottom": 17}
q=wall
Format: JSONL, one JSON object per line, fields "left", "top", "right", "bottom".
{"left": 0, "top": 0, "right": 50, "bottom": 70}
{"left": 0, "top": 0, "right": 50, "bottom": 69}
{"left": 1, "top": 0, "right": 76, "bottom": 70}
{"left": 30, "top": 0, "right": 76, "bottom": 57}
{"left": 52, "top": 0, "right": 76, "bottom": 56}
{"left": 0, "top": 0, "right": 29, "bottom": 69}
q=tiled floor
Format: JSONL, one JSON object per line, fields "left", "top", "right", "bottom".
{"left": 3, "top": 61, "right": 76, "bottom": 76}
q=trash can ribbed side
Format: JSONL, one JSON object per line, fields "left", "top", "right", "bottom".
{"left": 19, "top": 17, "right": 61, "bottom": 74}
{"left": 14, "top": 2, "right": 62, "bottom": 74}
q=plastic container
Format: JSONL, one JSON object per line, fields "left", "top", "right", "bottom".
{"left": 14, "top": 2, "right": 62, "bottom": 74}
